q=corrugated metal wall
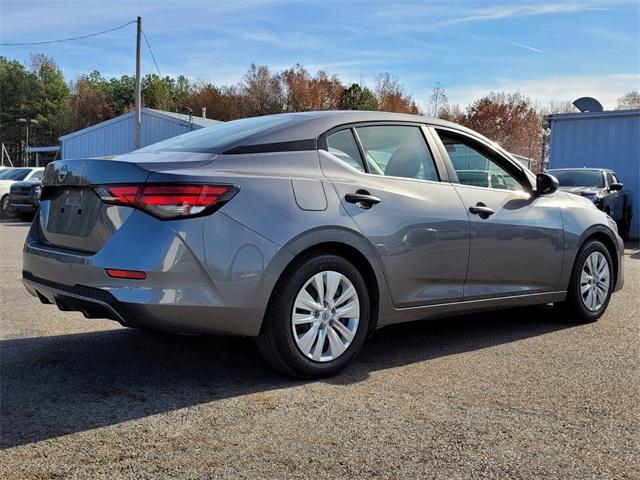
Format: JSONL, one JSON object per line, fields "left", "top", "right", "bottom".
{"left": 61, "top": 110, "right": 203, "bottom": 160}
{"left": 548, "top": 110, "right": 640, "bottom": 237}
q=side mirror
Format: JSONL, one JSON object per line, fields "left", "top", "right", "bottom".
{"left": 536, "top": 173, "right": 559, "bottom": 195}
{"left": 609, "top": 182, "right": 623, "bottom": 191}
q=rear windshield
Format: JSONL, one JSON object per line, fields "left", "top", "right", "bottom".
{"left": 137, "top": 115, "right": 296, "bottom": 153}
{"left": 549, "top": 170, "right": 604, "bottom": 188}
{"left": 0, "top": 168, "right": 31, "bottom": 181}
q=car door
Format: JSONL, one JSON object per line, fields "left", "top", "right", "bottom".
{"left": 318, "top": 124, "right": 470, "bottom": 307}
{"left": 431, "top": 127, "right": 564, "bottom": 299}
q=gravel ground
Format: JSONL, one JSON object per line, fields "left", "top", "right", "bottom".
{"left": 1, "top": 219, "right": 639, "bottom": 479}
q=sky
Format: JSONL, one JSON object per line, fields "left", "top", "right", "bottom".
{"left": 1, "top": 0, "right": 639, "bottom": 111}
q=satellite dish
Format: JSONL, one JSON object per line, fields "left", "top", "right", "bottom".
{"left": 573, "top": 97, "right": 603, "bottom": 113}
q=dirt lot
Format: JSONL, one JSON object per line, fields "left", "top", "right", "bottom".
{"left": 1, "top": 219, "right": 638, "bottom": 479}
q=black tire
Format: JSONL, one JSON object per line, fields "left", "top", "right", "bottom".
{"left": 0, "top": 194, "right": 14, "bottom": 219}
{"left": 257, "top": 253, "right": 370, "bottom": 378}
{"left": 555, "top": 239, "right": 614, "bottom": 323}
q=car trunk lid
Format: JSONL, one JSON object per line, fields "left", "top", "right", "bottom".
{"left": 38, "top": 152, "right": 215, "bottom": 253}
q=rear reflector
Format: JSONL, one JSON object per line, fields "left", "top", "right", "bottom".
{"left": 106, "top": 268, "right": 147, "bottom": 280}
{"left": 94, "top": 184, "right": 238, "bottom": 219}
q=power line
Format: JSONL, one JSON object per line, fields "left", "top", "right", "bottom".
{"left": 142, "top": 30, "right": 162, "bottom": 76}
{"left": 0, "top": 20, "right": 136, "bottom": 46}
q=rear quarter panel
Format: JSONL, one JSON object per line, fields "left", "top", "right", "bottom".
{"left": 148, "top": 150, "right": 396, "bottom": 331}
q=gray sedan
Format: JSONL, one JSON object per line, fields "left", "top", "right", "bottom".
{"left": 22, "top": 111, "right": 624, "bottom": 377}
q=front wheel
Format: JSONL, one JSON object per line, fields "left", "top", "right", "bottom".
{"left": 555, "top": 239, "right": 614, "bottom": 322}
{"left": 258, "top": 254, "right": 370, "bottom": 378}
{"left": 0, "top": 195, "right": 14, "bottom": 219}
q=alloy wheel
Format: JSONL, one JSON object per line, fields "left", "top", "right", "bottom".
{"left": 580, "top": 251, "right": 610, "bottom": 312}
{"left": 291, "top": 270, "right": 360, "bottom": 362}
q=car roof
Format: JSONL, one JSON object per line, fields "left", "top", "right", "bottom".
{"left": 227, "top": 110, "right": 491, "bottom": 148}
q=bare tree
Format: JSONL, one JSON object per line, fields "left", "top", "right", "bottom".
{"left": 539, "top": 100, "right": 576, "bottom": 115}
{"left": 429, "top": 82, "right": 448, "bottom": 118}
{"left": 375, "top": 73, "right": 420, "bottom": 114}
{"left": 616, "top": 90, "right": 640, "bottom": 110}
{"left": 240, "top": 64, "right": 285, "bottom": 116}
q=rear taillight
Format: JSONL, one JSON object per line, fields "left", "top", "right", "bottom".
{"left": 94, "top": 184, "right": 238, "bottom": 219}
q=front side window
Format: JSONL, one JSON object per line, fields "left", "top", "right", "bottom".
{"left": 355, "top": 126, "right": 439, "bottom": 181}
{"left": 437, "top": 131, "right": 523, "bottom": 191}
{"left": 326, "top": 129, "right": 365, "bottom": 172}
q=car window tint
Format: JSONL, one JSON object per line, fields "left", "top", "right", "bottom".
{"left": 0, "top": 168, "right": 30, "bottom": 181}
{"left": 437, "top": 131, "right": 523, "bottom": 191}
{"left": 30, "top": 171, "right": 43, "bottom": 180}
{"left": 137, "top": 115, "right": 296, "bottom": 153}
{"left": 355, "top": 126, "right": 438, "bottom": 181}
{"left": 548, "top": 170, "right": 605, "bottom": 188}
{"left": 326, "top": 129, "right": 365, "bottom": 172}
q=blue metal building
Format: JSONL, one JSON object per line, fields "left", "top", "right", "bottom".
{"left": 59, "top": 108, "right": 220, "bottom": 160}
{"left": 545, "top": 109, "right": 640, "bottom": 238}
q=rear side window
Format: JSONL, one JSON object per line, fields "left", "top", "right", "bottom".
{"left": 29, "top": 171, "right": 43, "bottom": 181}
{"left": 137, "top": 115, "right": 296, "bottom": 153}
{"left": 355, "top": 126, "right": 439, "bottom": 181}
{"left": 326, "top": 129, "right": 365, "bottom": 172}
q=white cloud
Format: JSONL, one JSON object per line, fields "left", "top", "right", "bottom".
{"left": 438, "top": 73, "right": 640, "bottom": 109}
{"left": 506, "top": 41, "right": 544, "bottom": 53}
{"left": 371, "top": 0, "right": 638, "bottom": 32}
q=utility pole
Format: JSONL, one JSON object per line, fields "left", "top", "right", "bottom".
{"left": 134, "top": 16, "right": 142, "bottom": 149}
{"left": 18, "top": 118, "right": 38, "bottom": 166}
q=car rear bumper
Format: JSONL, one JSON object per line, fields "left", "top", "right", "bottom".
{"left": 22, "top": 271, "right": 263, "bottom": 334}
{"left": 22, "top": 210, "right": 286, "bottom": 336}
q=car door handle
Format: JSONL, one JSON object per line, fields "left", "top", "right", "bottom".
{"left": 469, "top": 203, "right": 495, "bottom": 218}
{"left": 345, "top": 190, "right": 381, "bottom": 208}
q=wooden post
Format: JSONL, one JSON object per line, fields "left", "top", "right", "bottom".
{"left": 134, "top": 16, "right": 142, "bottom": 149}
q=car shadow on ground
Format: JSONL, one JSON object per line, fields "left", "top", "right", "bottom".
{"left": 1, "top": 305, "right": 579, "bottom": 449}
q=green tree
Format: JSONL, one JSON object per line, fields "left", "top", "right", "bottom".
{"left": 339, "top": 83, "right": 379, "bottom": 111}
{"left": 141, "top": 74, "right": 191, "bottom": 111}
{"left": 29, "top": 54, "right": 71, "bottom": 151}
{"left": 0, "top": 55, "right": 70, "bottom": 165}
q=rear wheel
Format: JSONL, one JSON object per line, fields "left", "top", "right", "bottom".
{"left": 555, "top": 239, "right": 614, "bottom": 322}
{"left": 257, "top": 253, "right": 370, "bottom": 378}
